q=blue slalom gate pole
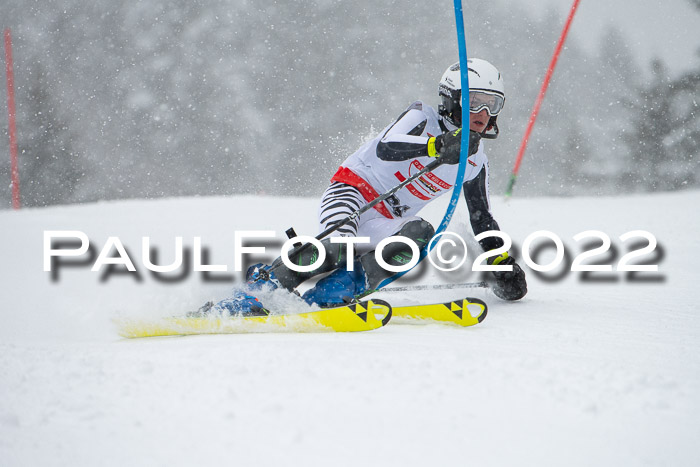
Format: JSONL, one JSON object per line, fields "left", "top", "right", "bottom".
{"left": 375, "top": 0, "right": 470, "bottom": 290}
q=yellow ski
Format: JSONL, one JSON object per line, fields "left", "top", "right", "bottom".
{"left": 392, "top": 297, "right": 487, "bottom": 327}
{"left": 117, "top": 299, "right": 392, "bottom": 338}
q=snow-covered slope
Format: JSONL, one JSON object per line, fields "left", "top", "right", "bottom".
{"left": 1, "top": 191, "right": 699, "bottom": 466}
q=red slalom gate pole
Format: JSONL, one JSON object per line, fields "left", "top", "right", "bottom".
{"left": 4, "top": 28, "right": 20, "bottom": 209}
{"left": 505, "top": 0, "right": 581, "bottom": 198}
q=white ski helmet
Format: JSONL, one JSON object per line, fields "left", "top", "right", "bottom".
{"left": 438, "top": 58, "right": 505, "bottom": 138}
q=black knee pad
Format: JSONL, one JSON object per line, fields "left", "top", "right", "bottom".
{"left": 395, "top": 219, "right": 435, "bottom": 247}
{"left": 360, "top": 219, "right": 435, "bottom": 289}
{"left": 272, "top": 237, "right": 351, "bottom": 290}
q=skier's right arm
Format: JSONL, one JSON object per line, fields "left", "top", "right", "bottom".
{"left": 376, "top": 109, "right": 433, "bottom": 161}
{"left": 376, "top": 109, "right": 480, "bottom": 164}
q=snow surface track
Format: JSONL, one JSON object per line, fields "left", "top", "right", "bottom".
{"left": 1, "top": 192, "right": 699, "bottom": 466}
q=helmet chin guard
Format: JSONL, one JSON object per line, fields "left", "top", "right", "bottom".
{"left": 482, "top": 116, "right": 499, "bottom": 139}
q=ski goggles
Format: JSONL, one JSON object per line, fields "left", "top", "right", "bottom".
{"left": 469, "top": 90, "right": 505, "bottom": 116}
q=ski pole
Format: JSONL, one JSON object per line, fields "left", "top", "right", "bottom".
{"left": 380, "top": 281, "right": 488, "bottom": 292}
{"left": 275, "top": 157, "right": 446, "bottom": 268}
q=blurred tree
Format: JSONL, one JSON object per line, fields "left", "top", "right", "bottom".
{"left": 624, "top": 59, "right": 700, "bottom": 191}
{"left": 0, "top": 0, "right": 695, "bottom": 208}
{"left": 12, "top": 60, "right": 91, "bottom": 206}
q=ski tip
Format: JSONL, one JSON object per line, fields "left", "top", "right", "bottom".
{"left": 466, "top": 297, "right": 488, "bottom": 323}
{"left": 368, "top": 298, "right": 392, "bottom": 327}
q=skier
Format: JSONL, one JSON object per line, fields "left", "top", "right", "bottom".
{"left": 216, "top": 58, "right": 527, "bottom": 314}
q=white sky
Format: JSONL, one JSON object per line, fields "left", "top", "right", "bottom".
{"left": 517, "top": 0, "right": 700, "bottom": 76}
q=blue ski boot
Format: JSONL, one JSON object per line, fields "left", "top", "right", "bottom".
{"left": 192, "top": 264, "right": 282, "bottom": 317}
{"left": 301, "top": 260, "right": 368, "bottom": 308}
{"left": 245, "top": 263, "right": 281, "bottom": 291}
{"left": 211, "top": 289, "right": 268, "bottom": 316}
{"left": 192, "top": 290, "right": 268, "bottom": 317}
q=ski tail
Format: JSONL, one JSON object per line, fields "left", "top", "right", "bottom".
{"left": 117, "top": 299, "right": 393, "bottom": 338}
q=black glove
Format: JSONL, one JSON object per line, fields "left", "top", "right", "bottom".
{"left": 429, "top": 129, "right": 482, "bottom": 165}
{"left": 488, "top": 254, "right": 527, "bottom": 301}
{"left": 467, "top": 130, "right": 481, "bottom": 157}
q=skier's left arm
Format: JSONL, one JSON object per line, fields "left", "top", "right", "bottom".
{"left": 462, "top": 161, "right": 527, "bottom": 301}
